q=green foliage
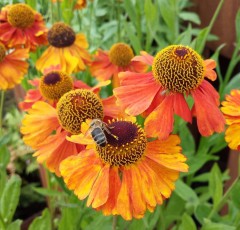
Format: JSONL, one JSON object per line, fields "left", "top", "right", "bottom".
{"left": 28, "top": 209, "right": 51, "bottom": 230}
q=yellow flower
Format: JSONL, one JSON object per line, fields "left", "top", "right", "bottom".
{"left": 36, "top": 22, "right": 91, "bottom": 74}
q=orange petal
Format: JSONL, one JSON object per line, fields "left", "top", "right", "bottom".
{"left": 116, "top": 169, "right": 132, "bottom": 220}
{"left": 132, "top": 51, "right": 154, "bottom": 65}
{"left": 113, "top": 72, "right": 161, "bottom": 116}
{"left": 225, "top": 124, "right": 240, "bottom": 150}
{"left": 204, "top": 59, "right": 217, "bottom": 81}
{"left": 146, "top": 135, "right": 189, "bottom": 172}
{"left": 144, "top": 96, "right": 174, "bottom": 140}
{"left": 87, "top": 164, "right": 110, "bottom": 208}
{"left": 191, "top": 81, "right": 225, "bottom": 136}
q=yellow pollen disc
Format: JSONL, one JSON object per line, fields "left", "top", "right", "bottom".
{"left": 0, "top": 43, "right": 6, "bottom": 62}
{"left": 48, "top": 22, "right": 76, "bottom": 48}
{"left": 39, "top": 71, "right": 73, "bottom": 100}
{"left": 152, "top": 45, "right": 205, "bottom": 93}
{"left": 109, "top": 43, "right": 134, "bottom": 67}
{"left": 96, "top": 120, "right": 147, "bottom": 166}
{"left": 57, "top": 89, "right": 103, "bottom": 134}
{"left": 7, "top": 4, "right": 35, "bottom": 29}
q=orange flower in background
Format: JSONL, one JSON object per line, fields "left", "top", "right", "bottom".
{"left": 0, "top": 42, "right": 29, "bottom": 90}
{"left": 74, "top": 0, "right": 87, "bottom": 9}
{"left": 21, "top": 87, "right": 124, "bottom": 175}
{"left": 0, "top": 3, "right": 47, "bottom": 51}
{"left": 221, "top": 89, "right": 240, "bottom": 150}
{"left": 90, "top": 43, "right": 148, "bottom": 87}
{"left": 114, "top": 45, "right": 225, "bottom": 140}
{"left": 36, "top": 22, "right": 91, "bottom": 74}
{"left": 60, "top": 119, "right": 188, "bottom": 220}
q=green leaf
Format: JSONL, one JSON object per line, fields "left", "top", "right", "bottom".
{"left": 144, "top": 0, "right": 157, "bottom": 25}
{"left": 175, "top": 24, "right": 192, "bottom": 45}
{"left": 6, "top": 219, "right": 22, "bottom": 230}
{"left": 222, "top": 73, "right": 240, "bottom": 97}
{"left": 209, "top": 164, "right": 223, "bottom": 208}
{"left": 175, "top": 180, "right": 199, "bottom": 206}
{"left": 179, "top": 122, "right": 195, "bottom": 156}
{"left": 202, "top": 219, "right": 236, "bottom": 230}
{"left": 124, "top": 22, "right": 142, "bottom": 54}
{"left": 179, "top": 12, "right": 201, "bottom": 25}
{"left": 231, "top": 180, "right": 240, "bottom": 209}
{"left": 29, "top": 209, "right": 51, "bottom": 230}
{"left": 0, "top": 145, "right": 10, "bottom": 169}
{"left": 192, "top": 27, "right": 209, "bottom": 54}
{"left": 123, "top": 0, "right": 136, "bottom": 27}
{"left": 32, "top": 187, "right": 63, "bottom": 197}
{"left": 179, "top": 213, "right": 197, "bottom": 230}
{"left": 194, "top": 204, "right": 211, "bottom": 225}
{"left": 0, "top": 175, "right": 21, "bottom": 224}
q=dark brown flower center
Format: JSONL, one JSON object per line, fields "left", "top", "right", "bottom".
{"left": 47, "top": 22, "right": 76, "bottom": 48}
{"left": 40, "top": 71, "right": 73, "bottom": 101}
{"left": 96, "top": 120, "right": 147, "bottom": 166}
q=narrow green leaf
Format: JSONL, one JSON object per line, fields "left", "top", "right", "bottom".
{"left": 124, "top": 22, "right": 142, "bottom": 54}
{"left": 179, "top": 12, "right": 201, "bottom": 25}
{"left": 6, "top": 219, "right": 22, "bottom": 230}
{"left": 202, "top": 219, "right": 236, "bottom": 230}
{"left": 0, "top": 175, "right": 21, "bottom": 224}
{"left": 175, "top": 180, "right": 199, "bottom": 206}
{"left": 175, "top": 24, "right": 192, "bottom": 45}
{"left": 222, "top": 73, "right": 240, "bottom": 97}
{"left": 29, "top": 209, "right": 51, "bottom": 230}
{"left": 32, "top": 187, "right": 62, "bottom": 197}
{"left": 231, "top": 180, "right": 240, "bottom": 209}
{"left": 194, "top": 204, "right": 211, "bottom": 225}
{"left": 123, "top": 0, "right": 136, "bottom": 27}
{"left": 179, "top": 213, "right": 197, "bottom": 230}
{"left": 0, "top": 145, "right": 10, "bottom": 169}
{"left": 209, "top": 164, "right": 223, "bottom": 208}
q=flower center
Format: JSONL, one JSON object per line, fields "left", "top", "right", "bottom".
{"left": 48, "top": 22, "right": 76, "bottom": 48}
{"left": 57, "top": 89, "right": 103, "bottom": 134}
{"left": 39, "top": 71, "right": 73, "bottom": 100}
{"left": 0, "top": 43, "right": 6, "bottom": 62}
{"left": 96, "top": 120, "right": 147, "bottom": 166}
{"left": 7, "top": 4, "right": 35, "bottom": 29}
{"left": 152, "top": 45, "right": 205, "bottom": 93}
{"left": 109, "top": 43, "right": 134, "bottom": 67}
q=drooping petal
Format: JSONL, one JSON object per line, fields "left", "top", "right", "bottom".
{"left": 191, "top": 81, "right": 225, "bottom": 136}
{"left": 145, "top": 135, "right": 189, "bottom": 172}
{"left": 225, "top": 124, "right": 240, "bottom": 150}
{"left": 132, "top": 51, "right": 154, "bottom": 66}
{"left": 21, "top": 101, "right": 59, "bottom": 149}
{"left": 113, "top": 72, "right": 161, "bottom": 116}
{"left": 144, "top": 95, "right": 174, "bottom": 140}
{"left": 204, "top": 59, "right": 217, "bottom": 81}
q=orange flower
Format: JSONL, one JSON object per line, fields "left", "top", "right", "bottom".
{"left": 0, "top": 42, "right": 29, "bottom": 90}
{"left": 90, "top": 43, "right": 148, "bottom": 87}
{"left": 51, "top": 0, "right": 87, "bottom": 9}
{"left": 36, "top": 22, "right": 91, "bottom": 74}
{"left": 114, "top": 45, "right": 225, "bottom": 140}
{"left": 21, "top": 88, "right": 123, "bottom": 175}
{"left": 19, "top": 65, "right": 93, "bottom": 111}
{"left": 0, "top": 3, "right": 47, "bottom": 51}
{"left": 60, "top": 119, "right": 188, "bottom": 220}
{"left": 221, "top": 89, "right": 240, "bottom": 150}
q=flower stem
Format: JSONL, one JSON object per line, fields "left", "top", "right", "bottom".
{"left": 116, "top": 1, "right": 121, "bottom": 42}
{"left": 57, "top": 0, "right": 61, "bottom": 21}
{"left": 0, "top": 90, "right": 5, "bottom": 136}
{"left": 207, "top": 175, "right": 240, "bottom": 219}
{"left": 112, "top": 216, "right": 117, "bottom": 230}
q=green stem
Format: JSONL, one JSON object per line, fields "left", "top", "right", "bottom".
{"left": 50, "top": 0, "right": 54, "bottom": 24}
{"left": 207, "top": 176, "right": 240, "bottom": 219}
{"left": 116, "top": 1, "right": 121, "bottom": 42}
{"left": 77, "top": 10, "right": 82, "bottom": 31}
{"left": 197, "top": 0, "right": 224, "bottom": 54}
{"left": 219, "top": 48, "right": 240, "bottom": 96}
{"left": 0, "top": 90, "right": 5, "bottom": 136}
{"left": 87, "top": 1, "right": 94, "bottom": 46}
{"left": 112, "top": 216, "right": 117, "bottom": 230}
{"left": 57, "top": 0, "right": 61, "bottom": 21}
